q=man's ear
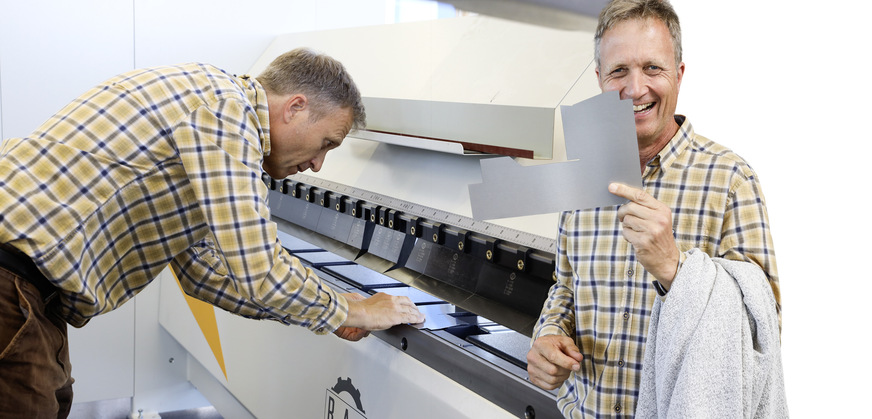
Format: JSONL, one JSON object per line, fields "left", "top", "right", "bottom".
{"left": 595, "top": 67, "right": 603, "bottom": 90}
{"left": 283, "top": 94, "right": 308, "bottom": 123}
{"left": 675, "top": 62, "right": 685, "bottom": 90}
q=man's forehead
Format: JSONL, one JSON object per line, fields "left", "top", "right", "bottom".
{"left": 340, "top": 109, "right": 353, "bottom": 134}
{"left": 605, "top": 17, "right": 670, "bottom": 44}
{"left": 599, "top": 19, "right": 673, "bottom": 62}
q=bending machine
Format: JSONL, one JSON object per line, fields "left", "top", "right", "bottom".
{"left": 158, "top": 14, "right": 602, "bottom": 419}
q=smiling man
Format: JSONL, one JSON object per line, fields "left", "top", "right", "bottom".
{"left": 0, "top": 47, "right": 424, "bottom": 418}
{"left": 526, "top": 1, "right": 783, "bottom": 417}
{"left": 596, "top": 12, "right": 684, "bottom": 175}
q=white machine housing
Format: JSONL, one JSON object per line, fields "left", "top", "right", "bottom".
{"left": 159, "top": 14, "right": 605, "bottom": 419}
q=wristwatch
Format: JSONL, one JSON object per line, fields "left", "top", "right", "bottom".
{"left": 651, "top": 280, "right": 668, "bottom": 296}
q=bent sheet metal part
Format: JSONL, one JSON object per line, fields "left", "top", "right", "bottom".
{"left": 469, "top": 91, "right": 642, "bottom": 220}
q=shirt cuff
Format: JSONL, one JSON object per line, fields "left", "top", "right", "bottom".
{"left": 532, "top": 324, "right": 571, "bottom": 342}
{"left": 309, "top": 291, "right": 349, "bottom": 335}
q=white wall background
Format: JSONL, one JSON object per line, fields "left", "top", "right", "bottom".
{"left": 672, "top": 1, "right": 870, "bottom": 417}
{"left": 0, "top": 0, "right": 426, "bottom": 414}
{"left": 1, "top": 0, "right": 866, "bottom": 417}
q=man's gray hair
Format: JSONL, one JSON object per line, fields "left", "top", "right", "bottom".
{"left": 594, "top": 0, "right": 683, "bottom": 69}
{"left": 257, "top": 47, "right": 366, "bottom": 129}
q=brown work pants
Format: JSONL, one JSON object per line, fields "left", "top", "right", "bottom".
{"left": 0, "top": 266, "right": 73, "bottom": 418}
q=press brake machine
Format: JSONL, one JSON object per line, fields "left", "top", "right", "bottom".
{"left": 159, "top": 12, "right": 604, "bottom": 419}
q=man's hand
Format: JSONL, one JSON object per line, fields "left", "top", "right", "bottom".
{"left": 527, "top": 335, "right": 583, "bottom": 390}
{"left": 609, "top": 182, "right": 680, "bottom": 287}
{"left": 341, "top": 292, "right": 425, "bottom": 334}
{"left": 333, "top": 293, "right": 371, "bottom": 341}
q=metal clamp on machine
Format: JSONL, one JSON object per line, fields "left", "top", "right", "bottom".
{"left": 262, "top": 173, "right": 556, "bottom": 330}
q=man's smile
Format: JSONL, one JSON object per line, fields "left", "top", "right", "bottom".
{"left": 634, "top": 102, "right": 655, "bottom": 113}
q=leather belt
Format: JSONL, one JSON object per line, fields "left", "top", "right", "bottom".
{"left": 0, "top": 245, "right": 58, "bottom": 303}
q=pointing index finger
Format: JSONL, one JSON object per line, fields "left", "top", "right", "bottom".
{"left": 609, "top": 182, "right": 651, "bottom": 207}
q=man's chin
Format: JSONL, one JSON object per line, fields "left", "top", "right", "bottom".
{"left": 634, "top": 122, "right": 660, "bottom": 144}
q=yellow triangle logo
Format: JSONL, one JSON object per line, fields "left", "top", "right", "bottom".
{"left": 170, "top": 268, "right": 228, "bottom": 381}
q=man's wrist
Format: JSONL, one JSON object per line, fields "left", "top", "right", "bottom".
{"left": 652, "top": 251, "right": 685, "bottom": 296}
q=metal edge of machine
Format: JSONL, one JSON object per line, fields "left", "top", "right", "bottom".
{"left": 264, "top": 174, "right": 558, "bottom": 335}
{"left": 263, "top": 174, "right": 565, "bottom": 419}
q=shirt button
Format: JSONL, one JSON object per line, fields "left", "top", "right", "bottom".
{"left": 618, "top": 359, "right": 624, "bottom": 367}
{"left": 317, "top": 328, "right": 324, "bottom": 333}
{"left": 627, "top": 269, "right": 634, "bottom": 277}
{"left": 623, "top": 311, "right": 630, "bottom": 320}
{"left": 615, "top": 404, "right": 622, "bottom": 413}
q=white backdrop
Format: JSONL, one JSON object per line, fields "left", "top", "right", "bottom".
{"left": 0, "top": 0, "right": 405, "bottom": 413}
{"left": 1, "top": 0, "right": 866, "bottom": 417}
{"left": 673, "top": 1, "right": 871, "bottom": 417}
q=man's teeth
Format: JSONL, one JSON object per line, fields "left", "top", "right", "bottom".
{"left": 633, "top": 103, "right": 654, "bottom": 112}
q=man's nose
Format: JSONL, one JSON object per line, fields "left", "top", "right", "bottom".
{"left": 309, "top": 153, "right": 325, "bottom": 172}
{"left": 622, "top": 71, "right": 646, "bottom": 100}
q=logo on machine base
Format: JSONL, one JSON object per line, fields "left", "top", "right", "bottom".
{"left": 324, "top": 377, "right": 367, "bottom": 419}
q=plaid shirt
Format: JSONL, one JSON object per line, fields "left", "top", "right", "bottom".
{"left": 0, "top": 63, "right": 347, "bottom": 333}
{"left": 533, "top": 116, "right": 780, "bottom": 417}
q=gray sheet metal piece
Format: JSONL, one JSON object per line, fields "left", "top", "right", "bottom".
{"left": 410, "top": 303, "right": 464, "bottom": 330}
{"left": 276, "top": 230, "right": 319, "bottom": 252}
{"left": 469, "top": 91, "right": 642, "bottom": 220}
{"left": 321, "top": 264, "right": 404, "bottom": 290}
{"left": 369, "top": 286, "right": 443, "bottom": 305}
